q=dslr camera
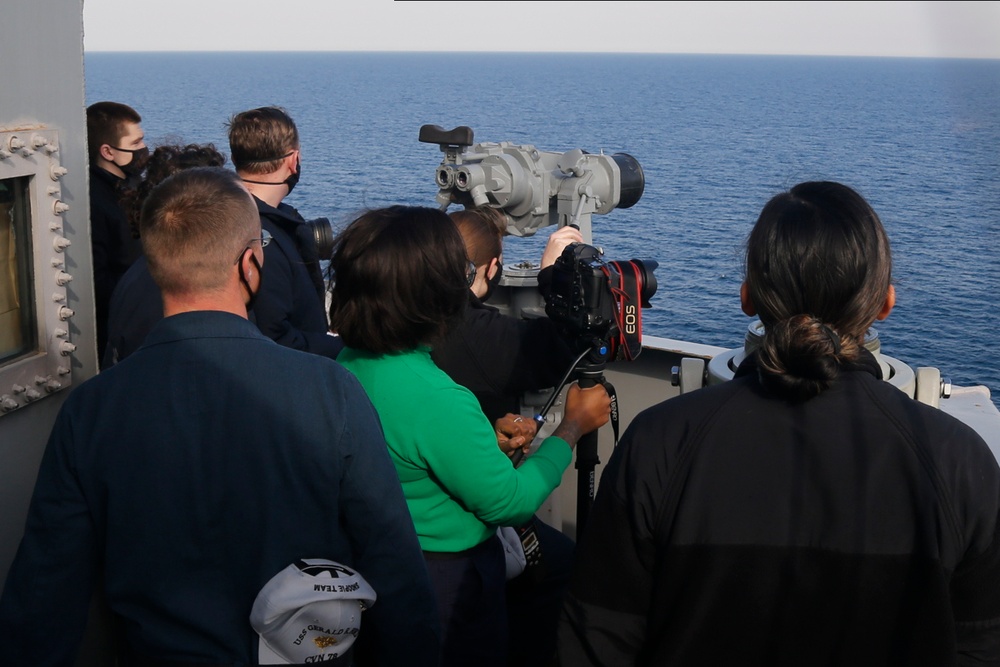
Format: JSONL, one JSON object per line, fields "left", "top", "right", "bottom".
{"left": 543, "top": 242, "right": 657, "bottom": 368}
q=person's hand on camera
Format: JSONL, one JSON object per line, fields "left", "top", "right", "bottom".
{"left": 552, "top": 382, "right": 612, "bottom": 448}
{"left": 540, "top": 225, "right": 585, "bottom": 269}
{"left": 495, "top": 413, "right": 538, "bottom": 457}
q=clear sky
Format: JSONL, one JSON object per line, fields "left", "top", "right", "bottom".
{"left": 83, "top": 1, "right": 1000, "bottom": 58}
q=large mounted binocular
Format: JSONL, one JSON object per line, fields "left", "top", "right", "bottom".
{"left": 419, "top": 125, "right": 644, "bottom": 238}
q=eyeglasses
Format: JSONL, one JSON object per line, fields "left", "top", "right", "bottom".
{"left": 234, "top": 228, "right": 272, "bottom": 264}
{"left": 466, "top": 260, "right": 477, "bottom": 287}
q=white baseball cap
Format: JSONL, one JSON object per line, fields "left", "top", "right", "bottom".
{"left": 250, "top": 559, "right": 377, "bottom": 665}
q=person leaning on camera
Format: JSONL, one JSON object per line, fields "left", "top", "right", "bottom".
{"left": 431, "top": 206, "right": 584, "bottom": 667}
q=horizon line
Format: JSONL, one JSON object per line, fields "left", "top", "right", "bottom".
{"left": 82, "top": 50, "right": 1000, "bottom": 61}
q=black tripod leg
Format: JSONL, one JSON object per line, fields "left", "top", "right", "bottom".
{"left": 575, "top": 427, "right": 600, "bottom": 541}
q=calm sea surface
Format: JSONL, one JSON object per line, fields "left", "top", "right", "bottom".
{"left": 84, "top": 53, "right": 1000, "bottom": 407}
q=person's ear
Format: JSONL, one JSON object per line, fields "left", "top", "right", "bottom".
{"left": 487, "top": 257, "right": 500, "bottom": 280}
{"left": 740, "top": 281, "right": 756, "bottom": 316}
{"left": 240, "top": 247, "right": 262, "bottom": 288}
{"left": 876, "top": 284, "right": 896, "bottom": 321}
{"left": 239, "top": 247, "right": 253, "bottom": 279}
{"left": 285, "top": 149, "right": 300, "bottom": 172}
{"left": 99, "top": 143, "right": 115, "bottom": 162}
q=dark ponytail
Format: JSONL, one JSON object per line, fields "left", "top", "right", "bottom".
{"left": 744, "top": 182, "right": 892, "bottom": 400}
{"left": 755, "top": 315, "right": 865, "bottom": 399}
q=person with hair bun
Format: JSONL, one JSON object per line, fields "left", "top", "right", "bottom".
{"left": 560, "top": 181, "right": 1000, "bottom": 665}
{"left": 742, "top": 180, "right": 895, "bottom": 400}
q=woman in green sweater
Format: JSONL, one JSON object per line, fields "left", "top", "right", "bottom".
{"left": 328, "top": 205, "right": 610, "bottom": 667}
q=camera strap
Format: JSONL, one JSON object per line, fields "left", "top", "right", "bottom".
{"left": 606, "top": 261, "right": 645, "bottom": 361}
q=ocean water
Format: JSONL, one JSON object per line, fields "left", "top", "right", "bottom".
{"left": 84, "top": 52, "right": 1000, "bottom": 406}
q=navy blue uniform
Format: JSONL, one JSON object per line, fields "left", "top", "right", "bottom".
{"left": 101, "top": 255, "right": 161, "bottom": 369}
{"left": 102, "top": 197, "right": 343, "bottom": 368}
{"left": 0, "top": 311, "right": 438, "bottom": 665}
{"left": 255, "top": 197, "right": 342, "bottom": 360}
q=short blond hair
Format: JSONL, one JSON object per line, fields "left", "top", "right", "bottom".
{"left": 140, "top": 167, "right": 259, "bottom": 296}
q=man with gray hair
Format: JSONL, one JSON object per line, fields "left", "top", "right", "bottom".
{"left": 0, "top": 168, "right": 439, "bottom": 665}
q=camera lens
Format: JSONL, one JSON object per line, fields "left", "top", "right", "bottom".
{"left": 612, "top": 153, "right": 644, "bottom": 209}
{"left": 608, "top": 258, "right": 659, "bottom": 308}
{"left": 631, "top": 259, "right": 658, "bottom": 307}
{"left": 309, "top": 217, "right": 335, "bottom": 260}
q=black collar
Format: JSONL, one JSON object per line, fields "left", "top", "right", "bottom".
{"left": 252, "top": 195, "right": 304, "bottom": 227}
{"left": 467, "top": 291, "right": 499, "bottom": 313}
{"left": 90, "top": 165, "right": 124, "bottom": 188}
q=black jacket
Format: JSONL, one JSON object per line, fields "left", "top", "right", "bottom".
{"left": 90, "top": 166, "right": 141, "bottom": 355}
{"left": 102, "top": 198, "right": 342, "bottom": 367}
{"left": 560, "top": 350, "right": 1000, "bottom": 666}
{"left": 101, "top": 255, "right": 161, "bottom": 369}
{"left": 431, "top": 291, "right": 577, "bottom": 424}
{"left": 254, "top": 197, "right": 342, "bottom": 360}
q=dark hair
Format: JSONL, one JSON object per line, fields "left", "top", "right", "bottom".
{"left": 226, "top": 106, "right": 298, "bottom": 174}
{"left": 120, "top": 143, "right": 228, "bottom": 238}
{"left": 449, "top": 206, "right": 506, "bottom": 267}
{"left": 329, "top": 206, "right": 470, "bottom": 353}
{"left": 141, "top": 167, "right": 259, "bottom": 296}
{"left": 744, "top": 181, "right": 893, "bottom": 400}
{"left": 86, "top": 101, "right": 142, "bottom": 163}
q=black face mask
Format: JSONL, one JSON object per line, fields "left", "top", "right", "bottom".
{"left": 482, "top": 261, "right": 503, "bottom": 302}
{"left": 238, "top": 250, "right": 264, "bottom": 311}
{"left": 112, "top": 145, "right": 150, "bottom": 178}
{"left": 241, "top": 151, "right": 299, "bottom": 195}
{"left": 283, "top": 158, "right": 301, "bottom": 195}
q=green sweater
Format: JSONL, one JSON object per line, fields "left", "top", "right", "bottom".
{"left": 338, "top": 346, "right": 572, "bottom": 552}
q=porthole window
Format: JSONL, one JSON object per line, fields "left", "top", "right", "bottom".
{"left": 0, "top": 129, "right": 75, "bottom": 416}
{"left": 0, "top": 176, "right": 37, "bottom": 364}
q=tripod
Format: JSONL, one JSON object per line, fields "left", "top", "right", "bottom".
{"left": 517, "top": 341, "right": 618, "bottom": 542}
